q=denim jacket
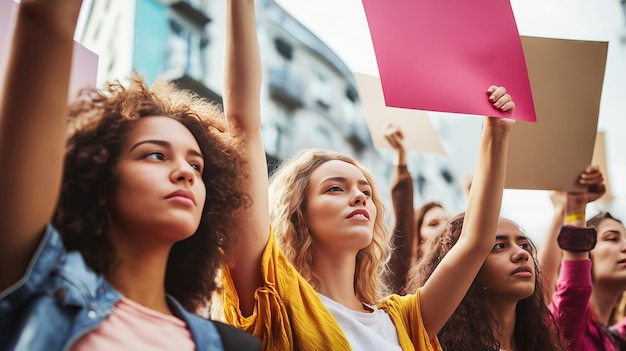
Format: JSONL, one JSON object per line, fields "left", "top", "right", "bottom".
{"left": 0, "top": 224, "right": 227, "bottom": 351}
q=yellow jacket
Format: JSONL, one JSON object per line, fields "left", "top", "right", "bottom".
{"left": 222, "top": 229, "right": 442, "bottom": 351}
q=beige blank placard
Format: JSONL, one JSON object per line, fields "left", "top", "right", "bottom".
{"left": 354, "top": 72, "right": 446, "bottom": 155}
{"left": 504, "top": 36, "right": 608, "bottom": 191}
{"left": 591, "top": 131, "right": 614, "bottom": 200}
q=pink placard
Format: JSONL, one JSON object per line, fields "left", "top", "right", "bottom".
{"left": 361, "top": 0, "right": 536, "bottom": 122}
{"left": 0, "top": 0, "right": 98, "bottom": 99}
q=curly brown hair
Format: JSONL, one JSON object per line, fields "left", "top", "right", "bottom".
{"left": 268, "top": 149, "right": 391, "bottom": 304}
{"left": 52, "top": 76, "right": 249, "bottom": 311}
{"left": 405, "top": 213, "right": 564, "bottom": 351}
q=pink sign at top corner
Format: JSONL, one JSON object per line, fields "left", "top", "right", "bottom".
{"left": 361, "top": 0, "right": 536, "bottom": 122}
{"left": 0, "top": 0, "right": 98, "bottom": 100}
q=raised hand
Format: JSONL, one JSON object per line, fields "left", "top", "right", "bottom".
{"left": 485, "top": 86, "right": 516, "bottom": 133}
{"left": 383, "top": 123, "right": 405, "bottom": 151}
{"left": 565, "top": 165, "right": 606, "bottom": 212}
{"left": 487, "top": 85, "right": 516, "bottom": 112}
{"left": 575, "top": 165, "right": 606, "bottom": 203}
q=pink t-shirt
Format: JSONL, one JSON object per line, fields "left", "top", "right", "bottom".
{"left": 71, "top": 297, "right": 195, "bottom": 351}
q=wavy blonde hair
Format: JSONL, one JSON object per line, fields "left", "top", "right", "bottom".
{"left": 268, "top": 149, "right": 391, "bottom": 304}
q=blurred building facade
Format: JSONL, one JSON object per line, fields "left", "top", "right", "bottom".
{"left": 77, "top": 0, "right": 468, "bottom": 216}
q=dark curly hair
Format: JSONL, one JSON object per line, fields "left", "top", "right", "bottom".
{"left": 405, "top": 213, "right": 564, "bottom": 351}
{"left": 52, "top": 76, "right": 249, "bottom": 311}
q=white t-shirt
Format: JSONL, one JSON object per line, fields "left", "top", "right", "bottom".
{"left": 319, "top": 293, "right": 402, "bottom": 351}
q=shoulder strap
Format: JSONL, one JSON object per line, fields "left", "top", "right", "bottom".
{"left": 606, "top": 326, "right": 626, "bottom": 351}
{"left": 212, "top": 320, "right": 262, "bottom": 351}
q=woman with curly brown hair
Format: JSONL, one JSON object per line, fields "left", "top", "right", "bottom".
{"left": 406, "top": 215, "right": 565, "bottom": 351}
{"left": 405, "top": 165, "right": 606, "bottom": 351}
{"left": 0, "top": 0, "right": 260, "bottom": 350}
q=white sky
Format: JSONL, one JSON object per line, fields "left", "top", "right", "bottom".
{"left": 273, "top": 0, "right": 626, "bottom": 243}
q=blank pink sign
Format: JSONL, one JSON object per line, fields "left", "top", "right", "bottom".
{"left": 361, "top": 0, "right": 536, "bottom": 122}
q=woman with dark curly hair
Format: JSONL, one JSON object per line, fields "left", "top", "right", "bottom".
{"left": 0, "top": 0, "right": 260, "bottom": 350}
{"left": 406, "top": 215, "right": 565, "bottom": 351}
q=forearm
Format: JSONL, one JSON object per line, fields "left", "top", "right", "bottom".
{"left": 388, "top": 166, "right": 415, "bottom": 293}
{"left": 223, "top": 0, "right": 269, "bottom": 317}
{"left": 395, "top": 147, "right": 407, "bottom": 167}
{"left": 549, "top": 259, "right": 593, "bottom": 345}
{"left": 390, "top": 166, "right": 414, "bottom": 240}
{"left": 561, "top": 201, "right": 589, "bottom": 261}
{"left": 462, "top": 121, "right": 511, "bottom": 251}
{"left": 420, "top": 118, "right": 512, "bottom": 337}
{"left": 224, "top": 0, "right": 262, "bottom": 132}
{"left": 538, "top": 204, "right": 565, "bottom": 302}
{"left": 0, "top": 0, "right": 82, "bottom": 290}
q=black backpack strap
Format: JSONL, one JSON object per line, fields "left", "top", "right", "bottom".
{"left": 212, "top": 320, "right": 262, "bottom": 351}
{"left": 606, "top": 326, "right": 626, "bottom": 351}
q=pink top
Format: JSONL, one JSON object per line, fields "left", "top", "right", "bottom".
{"left": 549, "top": 259, "right": 625, "bottom": 351}
{"left": 71, "top": 297, "right": 195, "bottom": 351}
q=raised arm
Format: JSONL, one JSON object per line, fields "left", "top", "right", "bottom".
{"left": 546, "top": 167, "right": 605, "bottom": 347}
{"left": 0, "top": 0, "right": 83, "bottom": 290}
{"left": 539, "top": 166, "right": 605, "bottom": 302}
{"left": 420, "top": 86, "right": 515, "bottom": 338}
{"left": 383, "top": 123, "right": 415, "bottom": 294}
{"left": 222, "top": 0, "right": 269, "bottom": 316}
{"left": 538, "top": 191, "right": 567, "bottom": 303}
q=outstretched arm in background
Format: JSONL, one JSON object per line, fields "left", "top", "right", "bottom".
{"left": 384, "top": 123, "right": 416, "bottom": 294}
{"left": 547, "top": 166, "right": 605, "bottom": 348}
{"left": 0, "top": 0, "right": 83, "bottom": 290}
{"left": 539, "top": 190, "right": 566, "bottom": 304}
{"left": 420, "top": 86, "right": 515, "bottom": 339}
{"left": 222, "top": 0, "right": 269, "bottom": 317}
{"left": 539, "top": 165, "right": 605, "bottom": 303}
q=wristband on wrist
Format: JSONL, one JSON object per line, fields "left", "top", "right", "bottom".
{"left": 565, "top": 212, "right": 586, "bottom": 223}
{"left": 557, "top": 225, "right": 597, "bottom": 252}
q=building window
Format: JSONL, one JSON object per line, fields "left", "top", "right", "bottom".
{"left": 345, "top": 85, "right": 358, "bottom": 103}
{"left": 311, "top": 71, "right": 332, "bottom": 110}
{"left": 170, "top": 0, "right": 211, "bottom": 28}
{"left": 274, "top": 37, "right": 293, "bottom": 61}
{"left": 440, "top": 167, "right": 454, "bottom": 184}
{"left": 164, "top": 19, "right": 208, "bottom": 81}
{"left": 415, "top": 173, "right": 426, "bottom": 195}
{"left": 268, "top": 64, "right": 304, "bottom": 108}
{"left": 264, "top": 123, "right": 288, "bottom": 158}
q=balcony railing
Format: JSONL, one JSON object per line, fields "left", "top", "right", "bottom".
{"left": 268, "top": 67, "right": 304, "bottom": 109}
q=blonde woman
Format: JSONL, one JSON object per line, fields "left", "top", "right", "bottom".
{"left": 220, "top": 11, "right": 517, "bottom": 344}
